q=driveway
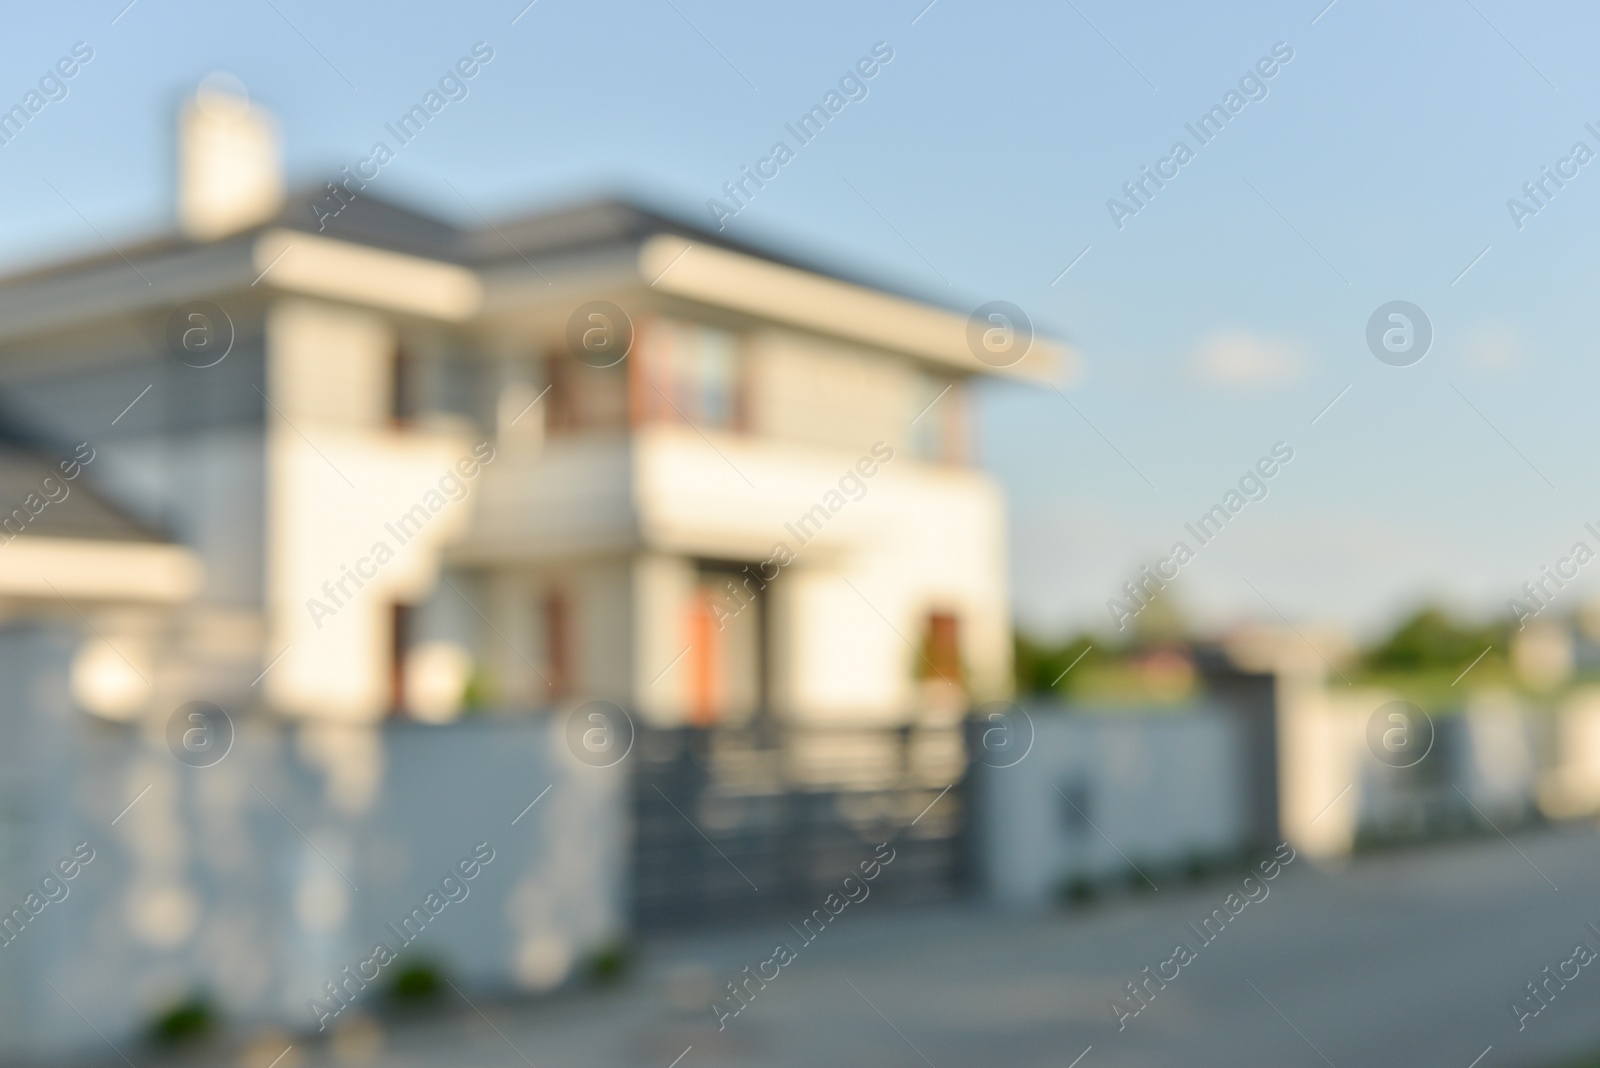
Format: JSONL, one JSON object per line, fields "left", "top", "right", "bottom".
{"left": 75, "top": 825, "right": 1600, "bottom": 1068}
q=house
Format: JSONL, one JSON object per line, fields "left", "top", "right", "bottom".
{"left": 0, "top": 80, "right": 1065, "bottom": 1055}
{"left": 0, "top": 79, "right": 1064, "bottom": 734}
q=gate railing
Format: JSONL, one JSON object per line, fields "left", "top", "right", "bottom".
{"left": 630, "top": 721, "right": 971, "bottom": 929}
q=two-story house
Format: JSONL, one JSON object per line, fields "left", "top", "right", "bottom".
{"left": 0, "top": 80, "right": 1069, "bottom": 1057}
{"left": 0, "top": 81, "right": 1063, "bottom": 737}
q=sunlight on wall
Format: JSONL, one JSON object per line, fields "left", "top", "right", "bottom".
{"left": 264, "top": 300, "right": 477, "bottom": 723}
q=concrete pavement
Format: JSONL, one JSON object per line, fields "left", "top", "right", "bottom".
{"left": 65, "top": 823, "right": 1600, "bottom": 1068}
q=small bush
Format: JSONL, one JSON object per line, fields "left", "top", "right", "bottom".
{"left": 587, "top": 940, "right": 634, "bottom": 986}
{"left": 1058, "top": 876, "right": 1097, "bottom": 907}
{"left": 1183, "top": 854, "right": 1215, "bottom": 883}
{"left": 1183, "top": 849, "right": 1248, "bottom": 884}
{"left": 147, "top": 996, "right": 216, "bottom": 1045}
{"left": 388, "top": 962, "right": 443, "bottom": 1001}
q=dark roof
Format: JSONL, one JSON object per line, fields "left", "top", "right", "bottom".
{"left": 282, "top": 184, "right": 466, "bottom": 261}
{"left": 0, "top": 186, "right": 961, "bottom": 314}
{"left": 0, "top": 446, "right": 165, "bottom": 543}
{"left": 0, "top": 402, "right": 168, "bottom": 544}
{"left": 281, "top": 187, "right": 964, "bottom": 312}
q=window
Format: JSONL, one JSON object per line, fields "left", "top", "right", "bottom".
{"left": 910, "top": 372, "right": 966, "bottom": 464}
{"left": 545, "top": 355, "right": 628, "bottom": 435}
{"left": 634, "top": 318, "right": 742, "bottom": 430}
{"left": 390, "top": 344, "right": 416, "bottom": 427}
{"left": 392, "top": 345, "right": 492, "bottom": 430}
{"left": 918, "top": 611, "right": 963, "bottom": 685}
{"left": 389, "top": 602, "right": 413, "bottom": 713}
{"left": 543, "top": 589, "right": 572, "bottom": 700}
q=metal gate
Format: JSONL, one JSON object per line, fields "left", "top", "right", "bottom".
{"left": 631, "top": 722, "right": 971, "bottom": 930}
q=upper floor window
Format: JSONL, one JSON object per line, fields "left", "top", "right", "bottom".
{"left": 910, "top": 371, "right": 966, "bottom": 464}
{"left": 391, "top": 341, "right": 493, "bottom": 431}
{"left": 545, "top": 354, "right": 628, "bottom": 434}
{"left": 634, "top": 318, "right": 742, "bottom": 431}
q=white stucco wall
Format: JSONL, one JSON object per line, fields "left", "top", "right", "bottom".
{"left": 0, "top": 622, "right": 625, "bottom": 1062}
{"left": 631, "top": 424, "right": 1012, "bottom": 723}
{"left": 262, "top": 299, "right": 486, "bottom": 722}
{"left": 973, "top": 708, "right": 1250, "bottom": 909}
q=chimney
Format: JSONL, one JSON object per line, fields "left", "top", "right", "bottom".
{"left": 177, "top": 73, "right": 284, "bottom": 240}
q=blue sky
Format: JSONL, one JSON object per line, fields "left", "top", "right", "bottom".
{"left": 1, "top": 0, "right": 1596, "bottom": 640}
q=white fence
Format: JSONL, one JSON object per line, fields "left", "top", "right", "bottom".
{"left": 1280, "top": 685, "right": 1600, "bottom": 855}
{"left": 0, "top": 623, "right": 626, "bottom": 1062}
{"left": 974, "top": 687, "right": 1600, "bottom": 907}
{"left": 970, "top": 705, "right": 1252, "bottom": 909}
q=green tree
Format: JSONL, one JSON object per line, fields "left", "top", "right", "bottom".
{"left": 1014, "top": 632, "right": 1101, "bottom": 696}
{"left": 1364, "top": 607, "right": 1503, "bottom": 673}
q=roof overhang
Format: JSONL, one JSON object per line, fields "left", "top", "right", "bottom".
{"left": 0, "top": 537, "right": 201, "bottom": 603}
{"left": 252, "top": 229, "right": 483, "bottom": 321}
{"left": 635, "top": 234, "right": 1072, "bottom": 384}
{"left": 0, "top": 216, "right": 1076, "bottom": 387}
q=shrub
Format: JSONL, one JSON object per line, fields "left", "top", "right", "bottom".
{"left": 147, "top": 996, "right": 216, "bottom": 1045}
{"left": 587, "top": 940, "right": 634, "bottom": 986}
{"left": 1058, "top": 876, "right": 1097, "bottom": 907}
{"left": 388, "top": 962, "right": 443, "bottom": 1001}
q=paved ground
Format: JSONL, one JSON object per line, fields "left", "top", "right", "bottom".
{"left": 93, "top": 824, "right": 1600, "bottom": 1067}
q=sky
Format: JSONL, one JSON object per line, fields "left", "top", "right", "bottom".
{"left": 0, "top": 0, "right": 1596, "bottom": 642}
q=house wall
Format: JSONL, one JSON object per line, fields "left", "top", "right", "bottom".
{"left": 0, "top": 320, "right": 267, "bottom": 561}
{"left": 0, "top": 315, "right": 277, "bottom": 763}
{"left": 454, "top": 412, "right": 1012, "bottom": 726}
{"left": 632, "top": 551, "right": 694, "bottom": 725}
{"left": 631, "top": 423, "right": 1011, "bottom": 724}
{"left": 744, "top": 330, "right": 914, "bottom": 452}
{"left": 244, "top": 296, "right": 1010, "bottom": 727}
{"left": 262, "top": 298, "right": 486, "bottom": 723}
{"left": 743, "top": 329, "right": 964, "bottom": 463}
{"left": 0, "top": 248, "right": 1017, "bottom": 731}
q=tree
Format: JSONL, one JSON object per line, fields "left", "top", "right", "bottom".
{"left": 1014, "top": 632, "right": 1101, "bottom": 696}
{"left": 1364, "top": 607, "right": 1502, "bottom": 673}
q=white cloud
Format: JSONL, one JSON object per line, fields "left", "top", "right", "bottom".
{"left": 1190, "top": 329, "right": 1306, "bottom": 387}
{"left": 1464, "top": 322, "right": 1525, "bottom": 371}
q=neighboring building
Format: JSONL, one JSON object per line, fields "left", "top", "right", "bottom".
{"left": 0, "top": 81, "right": 1063, "bottom": 736}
